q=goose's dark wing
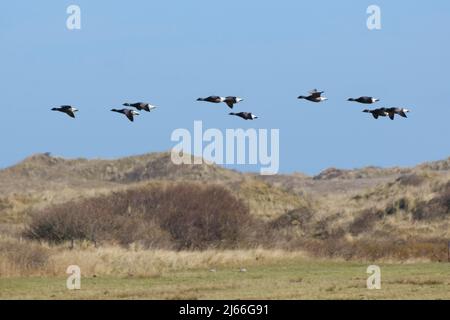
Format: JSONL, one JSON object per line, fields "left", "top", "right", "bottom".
{"left": 309, "top": 89, "right": 323, "bottom": 98}
{"left": 225, "top": 101, "right": 234, "bottom": 109}
{"left": 125, "top": 111, "right": 134, "bottom": 122}
{"left": 207, "top": 96, "right": 221, "bottom": 102}
{"left": 66, "top": 110, "right": 76, "bottom": 118}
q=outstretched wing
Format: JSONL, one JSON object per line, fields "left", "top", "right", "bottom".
{"left": 225, "top": 101, "right": 234, "bottom": 109}
{"left": 125, "top": 111, "right": 134, "bottom": 122}
{"left": 66, "top": 110, "right": 76, "bottom": 118}
{"left": 309, "top": 89, "right": 323, "bottom": 98}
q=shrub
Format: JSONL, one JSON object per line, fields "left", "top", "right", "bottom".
{"left": 0, "top": 240, "right": 50, "bottom": 273}
{"left": 349, "top": 209, "right": 384, "bottom": 236}
{"left": 269, "top": 206, "right": 313, "bottom": 229}
{"left": 412, "top": 184, "right": 450, "bottom": 220}
{"left": 385, "top": 197, "right": 410, "bottom": 215}
{"left": 396, "top": 174, "right": 426, "bottom": 187}
{"left": 155, "top": 184, "right": 251, "bottom": 249}
{"left": 24, "top": 183, "right": 251, "bottom": 250}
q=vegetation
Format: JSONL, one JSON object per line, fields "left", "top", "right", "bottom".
{"left": 0, "top": 257, "right": 449, "bottom": 299}
{"left": 24, "top": 183, "right": 251, "bottom": 250}
{"left": 0, "top": 152, "right": 449, "bottom": 299}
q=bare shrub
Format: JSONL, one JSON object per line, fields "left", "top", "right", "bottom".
{"left": 155, "top": 184, "right": 251, "bottom": 249}
{"left": 412, "top": 184, "right": 450, "bottom": 220}
{"left": 269, "top": 206, "right": 313, "bottom": 229}
{"left": 293, "top": 238, "right": 447, "bottom": 261}
{"left": 23, "top": 183, "right": 251, "bottom": 250}
{"left": 349, "top": 209, "right": 384, "bottom": 236}
{"left": 396, "top": 174, "right": 426, "bottom": 187}
{"left": 385, "top": 197, "right": 410, "bottom": 215}
{"left": 0, "top": 240, "right": 50, "bottom": 274}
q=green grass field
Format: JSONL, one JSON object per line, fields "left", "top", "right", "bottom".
{"left": 1, "top": 260, "right": 449, "bottom": 300}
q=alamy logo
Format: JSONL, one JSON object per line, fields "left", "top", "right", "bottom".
{"left": 367, "top": 5, "right": 381, "bottom": 30}
{"left": 66, "top": 265, "right": 81, "bottom": 290}
{"left": 171, "top": 121, "right": 280, "bottom": 175}
{"left": 366, "top": 265, "right": 381, "bottom": 289}
{"left": 66, "top": 5, "right": 81, "bottom": 30}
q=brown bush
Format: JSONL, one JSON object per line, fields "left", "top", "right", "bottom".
{"left": 0, "top": 240, "right": 50, "bottom": 272}
{"left": 269, "top": 206, "right": 313, "bottom": 229}
{"left": 288, "top": 238, "right": 447, "bottom": 261}
{"left": 155, "top": 185, "right": 251, "bottom": 249}
{"left": 396, "top": 174, "right": 426, "bottom": 187}
{"left": 385, "top": 197, "right": 410, "bottom": 215}
{"left": 23, "top": 183, "right": 251, "bottom": 250}
{"left": 349, "top": 209, "right": 384, "bottom": 236}
{"left": 412, "top": 184, "right": 450, "bottom": 220}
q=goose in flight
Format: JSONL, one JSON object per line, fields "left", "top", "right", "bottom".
{"left": 123, "top": 102, "right": 157, "bottom": 112}
{"left": 363, "top": 108, "right": 389, "bottom": 119}
{"left": 111, "top": 108, "right": 140, "bottom": 122}
{"left": 298, "top": 89, "right": 328, "bottom": 103}
{"left": 223, "top": 96, "right": 244, "bottom": 109}
{"left": 386, "top": 107, "right": 410, "bottom": 119}
{"left": 51, "top": 105, "right": 78, "bottom": 118}
{"left": 197, "top": 96, "right": 244, "bottom": 109}
{"left": 348, "top": 96, "right": 380, "bottom": 104}
{"left": 197, "top": 96, "right": 224, "bottom": 103}
{"left": 229, "top": 112, "right": 258, "bottom": 120}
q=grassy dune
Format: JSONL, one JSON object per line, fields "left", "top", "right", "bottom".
{"left": 0, "top": 153, "right": 449, "bottom": 299}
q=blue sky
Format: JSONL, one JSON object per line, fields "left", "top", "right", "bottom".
{"left": 0, "top": 1, "right": 449, "bottom": 174}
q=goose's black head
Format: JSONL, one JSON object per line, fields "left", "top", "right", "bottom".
{"left": 347, "top": 98, "right": 355, "bottom": 101}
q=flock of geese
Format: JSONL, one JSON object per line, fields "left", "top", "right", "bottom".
{"left": 51, "top": 89, "right": 411, "bottom": 122}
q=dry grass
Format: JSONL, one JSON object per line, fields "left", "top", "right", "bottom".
{"left": 0, "top": 235, "right": 308, "bottom": 278}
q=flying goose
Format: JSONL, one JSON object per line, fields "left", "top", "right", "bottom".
{"left": 386, "top": 107, "right": 410, "bottom": 119}
{"left": 123, "top": 102, "right": 157, "bottom": 112}
{"left": 363, "top": 108, "right": 389, "bottom": 119}
{"left": 197, "top": 96, "right": 225, "bottom": 104}
{"left": 111, "top": 108, "right": 140, "bottom": 122}
{"left": 197, "top": 96, "right": 244, "bottom": 109}
{"left": 297, "top": 89, "right": 328, "bottom": 103}
{"left": 348, "top": 96, "right": 379, "bottom": 104}
{"left": 51, "top": 105, "right": 78, "bottom": 118}
{"left": 229, "top": 112, "right": 258, "bottom": 120}
{"left": 223, "top": 96, "right": 244, "bottom": 109}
